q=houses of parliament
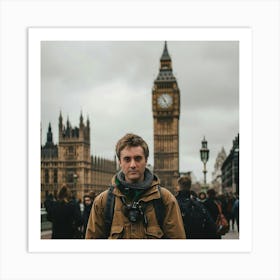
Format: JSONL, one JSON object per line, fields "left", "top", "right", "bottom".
{"left": 41, "top": 42, "right": 181, "bottom": 204}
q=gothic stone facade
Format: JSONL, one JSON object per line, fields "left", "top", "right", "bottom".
{"left": 221, "top": 134, "right": 239, "bottom": 194}
{"left": 41, "top": 113, "right": 116, "bottom": 205}
{"left": 211, "top": 147, "right": 227, "bottom": 194}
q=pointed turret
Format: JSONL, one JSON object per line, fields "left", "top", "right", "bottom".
{"left": 160, "top": 41, "right": 171, "bottom": 61}
{"left": 85, "top": 115, "right": 90, "bottom": 142}
{"left": 47, "top": 123, "right": 53, "bottom": 143}
{"left": 58, "top": 111, "right": 63, "bottom": 141}
{"left": 59, "top": 111, "right": 63, "bottom": 127}
{"left": 79, "top": 111, "right": 85, "bottom": 140}
{"left": 156, "top": 41, "right": 175, "bottom": 81}
{"left": 80, "top": 111, "right": 84, "bottom": 127}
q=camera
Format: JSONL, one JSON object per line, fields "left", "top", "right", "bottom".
{"left": 122, "top": 200, "right": 147, "bottom": 225}
{"left": 127, "top": 206, "right": 140, "bottom": 223}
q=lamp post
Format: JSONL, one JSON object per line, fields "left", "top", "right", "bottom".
{"left": 73, "top": 173, "right": 78, "bottom": 190}
{"left": 72, "top": 173, "right": 78, "bottom": 200}
{"left": 200, "top": 136, "right": 209, "bottom": 191}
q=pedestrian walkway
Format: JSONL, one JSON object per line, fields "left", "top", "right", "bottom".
{"left": 222, "top": 225, "right": 239, "bottom": 239}
{"left": 41, "top": 229, "right": 239, "bottom": 240}
{"left": 41, "top": 230, "right": 52, "bottom": 239}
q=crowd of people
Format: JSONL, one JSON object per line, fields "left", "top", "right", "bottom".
{"left": 43, "top": 133, "right": 239, "bottom": 239}
{"left": 44, "top": 188, "right": 96, "bottom": 239}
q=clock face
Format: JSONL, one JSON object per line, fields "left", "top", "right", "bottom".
{"left": 157, "top": 93, "right": 173, "bottom": 108}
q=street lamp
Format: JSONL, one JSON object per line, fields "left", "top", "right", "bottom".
{"left": 200, "top": 136, "right": 209, "bottom": 187}
{"left": 72, "top": 173, "right": 78, "bottom": 199}
{"left": 73, "top": 173, "right": 78, "bottom": 189}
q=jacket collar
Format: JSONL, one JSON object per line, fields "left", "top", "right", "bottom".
{"left": 111, "top": 175, "right": 161, "bottom": 202}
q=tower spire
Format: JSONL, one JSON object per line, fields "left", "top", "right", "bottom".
{"left": 161, "top": 41, "right": 171, "bottom": 61}
{"left": 80, "top": 110, "right": 84, "bottom": 127}
{"left": 156, "top": 41, "right": 174, "bottom": 80}
{"left": 59, "top": 111, "right": 63, "bottom": 128}
{"left": 47, "top": 122, "right": 53, "bottom": 144}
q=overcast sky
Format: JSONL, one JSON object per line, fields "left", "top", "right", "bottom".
{"left": 41, "top": 41, "right": 239, "bottom": 183}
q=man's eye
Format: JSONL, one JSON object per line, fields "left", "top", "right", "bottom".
{"left": 124, "top": 157, "right": 131, "bottom": 162}
{"left": 135, "top": 156, "right": 143, "bottom": 161}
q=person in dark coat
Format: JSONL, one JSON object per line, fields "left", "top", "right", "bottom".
{"left": 232, "top": 194, "right": 239, "bottom": 232}
{"left": 203, "top": 188, "right": 221, "bottom": 239}
{"left": 45, "top": 185, "right": 82, "bottom": 239}
{"left": 198, "top": 191, "right": 207, "bottom": 202}
{"left": 224, "top": 192, "right": 236, "bottom": 230}
{"left": 176, "top": 176, "right": 217, "bottom": 239}
{"left": 82, "top": 193, "right": 95, "bottom": 238}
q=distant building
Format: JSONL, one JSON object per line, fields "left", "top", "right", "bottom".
{"left": 221, "top": 134, "right": 239, "bottom": 194}
{"left": 41, "top": 112, "right": 116, "bottom": 206}
{"left": 212, "top": 147, "right": 227, "bottom": 194}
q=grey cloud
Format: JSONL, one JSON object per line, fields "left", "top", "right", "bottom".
{"left": 41, "top": 41, "right": 239, "bottom": 182}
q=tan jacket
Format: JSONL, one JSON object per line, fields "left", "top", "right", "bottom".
{"left": 85, "top": 178, "right": 186, "bottom": 239}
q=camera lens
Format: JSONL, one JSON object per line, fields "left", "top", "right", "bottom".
{"left": 128, "top": 209, "right": 139, "bottom": 223}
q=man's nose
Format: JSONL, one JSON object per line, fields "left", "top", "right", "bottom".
{"left": 129, "top": 159, "right": 136, "bottom": 168}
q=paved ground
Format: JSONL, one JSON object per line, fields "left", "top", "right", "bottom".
{"left": 41, "top": 230, "right": 52, "bottom": 239}
{"left": 222, "top": 221, "right": 239, "bottom": 239}
{"left": 41, "top": 227, "right": 239, "bottom": 240}
{"left": 222, "top": 228, "right": 239, "bottom": 239}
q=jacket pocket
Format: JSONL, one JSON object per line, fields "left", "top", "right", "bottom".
{"left": 145, "top": 226, "right": 164, "bottom": 239}
{"left": 109, "top": 225, "right": 124, "bottom": 239}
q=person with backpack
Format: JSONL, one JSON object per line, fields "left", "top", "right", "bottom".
{"left": 85, "top": 133, "right": 186, "bottom": 239}
{"left": 176, "top": 176, "right": 217, "bottom": 239}
{"left": 203, "top": 188, "right": 224, "bottom": 239}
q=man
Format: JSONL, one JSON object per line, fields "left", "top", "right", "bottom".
{"left": 85, "top": 133, "right": 186, "bottom": 239}
{"left": 176, "top": 175, "right": 217, "bottom": 239}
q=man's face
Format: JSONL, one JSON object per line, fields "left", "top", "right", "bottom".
{"left": 119, "top": 146, "right": 147, "bottom": 184}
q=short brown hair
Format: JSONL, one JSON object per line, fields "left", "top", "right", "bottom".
{"left": 115, "top": 133, "right": 149, "bottom": 160}
{"left": 177, "top": 175, "right": 192, "bottom": 191}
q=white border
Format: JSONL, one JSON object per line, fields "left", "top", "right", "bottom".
{"left": 28, "top": 27, "right": 252, "bottom": 253}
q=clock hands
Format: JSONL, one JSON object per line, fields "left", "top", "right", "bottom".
{"left": 162, "top": 96, "right": 168, "bottom": 106}
{"left": 157, "top": 93, "right": 172, "bottom": 108}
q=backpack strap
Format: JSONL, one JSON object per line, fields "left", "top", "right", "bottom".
{"left": 152, "top": 185, "right": 165, "bottom": 231}
{"left": 104, "top": 185, "right": 115, "bottom": 238}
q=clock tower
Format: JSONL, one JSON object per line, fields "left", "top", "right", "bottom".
{"left": 152, "top": 42, "right": 180, "bottom": 193}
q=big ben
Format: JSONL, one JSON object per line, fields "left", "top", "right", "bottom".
{"left": 152, "top": 41, "right": 180, "bottom": 193}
